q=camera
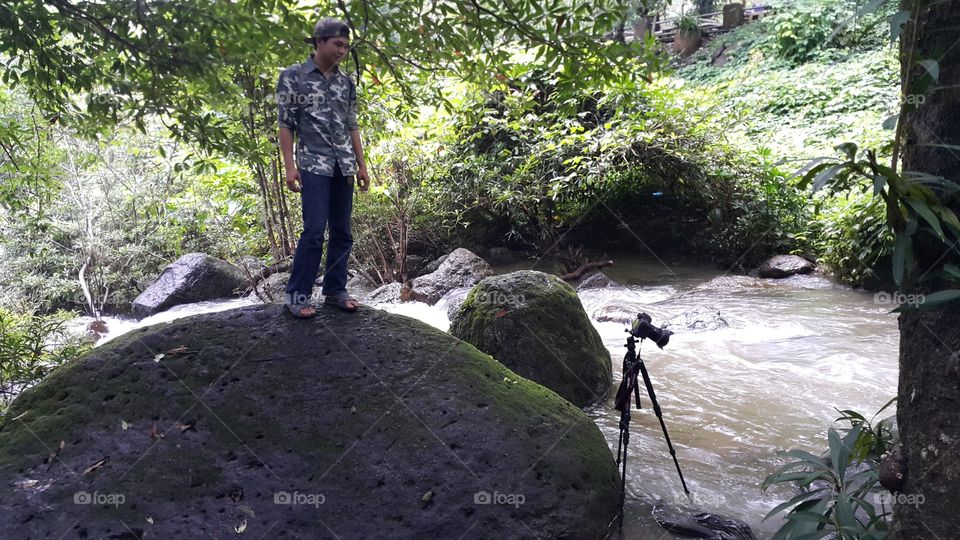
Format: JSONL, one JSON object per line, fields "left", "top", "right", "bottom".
{"left": 629, "top": 313, "right": 672, "bottom": 349}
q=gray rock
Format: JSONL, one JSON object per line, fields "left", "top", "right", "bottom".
{"left": 246, "top": 272, "right": 291, "bottom": 303}
{"left": 653, "top": 503, "right": 757, "bottom": 539}
{"left": 132, "top": 253, "right": 247, "bottom": 319}
{"left": 450, "top": 270, "right": 613, "bottom": 407}
{"left": 592, "top": 302, "right": 657, "bottom": 326}
{"left": 577, "top": 271, "right": 616, "bottom": 291}
{"left": 441, "top": 286, "right": 473, "bottom": 320}
{"left": 367, "top": 282, "right": 405, "bottom": 304}
{"left": 235, "top": 255, "right": 268, "bottom": 279}
{"left": 663, "top": 306, "right": 729, "bottom": 333}
{"left": 756, "top": 255, "right": 815, "bottom": 279}
{"left": 346, "top": 271, "right": 375, "bottom": 290}
{"left": 0, "top": 305, "right": 620, "bottom": 540}
{"left": 421, "top": 254, "right": 448, "bottom": 276}
{"left": 410, "top": 248, "right": 493, "bottom": 305}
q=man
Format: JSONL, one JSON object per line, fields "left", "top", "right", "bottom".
{"left": 277, "top": 17, "right": 369, "bottom": 318}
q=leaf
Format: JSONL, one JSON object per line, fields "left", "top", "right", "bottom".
{"left": 904, "top": 197, "right": 945, "bottom": 240}
{"left": 835, "top": 142, "right": 858, "bottom": 161}
{"left": 917, "top": 59, "right": 940, "bottom": 82}
{"left": 882, "top": 113, "right": 899, "bottom": 130}
{"left": 812, "top": 164, "right": 847, "bottom": 192}
{"left": 82, "top": 456, "right": 110, "bottom": 476}
{"left": 420, "top": 489, "right": 433, "bottom": 505}
{"left": 763, "top": 490, "right": 827, "bottom": 521}
{"left": 835, "top": 492, "right": 858, "bottom": 530}
{"left": 149, "top": 422, "right": 164, "bottom": 440}
{"left": 892, "top": 232, "right": 912, "bottom": 285}
{"left": 889, "top": 10, "right": 911, "bottom": 45}
{"left": 894, "top": 289, "right": 960, "bottom": 312}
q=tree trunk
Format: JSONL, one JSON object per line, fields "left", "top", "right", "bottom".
{"left": 893, "top": 1, "right": 960, "bottom": 537}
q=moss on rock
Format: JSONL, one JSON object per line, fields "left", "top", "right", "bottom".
{"left": 0, "top": 304, "right": 619, "bottom": 539}
{"left": 450, "top": 271, "right": 613, "bottom": 407}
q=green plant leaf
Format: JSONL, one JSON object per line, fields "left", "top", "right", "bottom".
{"left": 917, "top": 59, "right": 940, "bottom": 82}
{"left": 890, "top": 10, "right": 911, "bottom": 45}
{"left": 904, "top": 197, "right": 945, "bottom": 240}
{"left": 894, "top": 289, "right": 960, "bottom": 312}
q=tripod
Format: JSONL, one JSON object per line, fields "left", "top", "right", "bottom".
{"left": 615, "top": 333, "right": 689, "bottom": 529}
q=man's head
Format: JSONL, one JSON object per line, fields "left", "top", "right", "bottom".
{"left": 305, "top": 18, "right": 351, "bottom": 66}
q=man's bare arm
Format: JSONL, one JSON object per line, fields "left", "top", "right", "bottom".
{"left": 279, "top": 127, "right": 301, "bottom": 192}
{"left": 351, "top": 129, "right": 369, "bottom": 191}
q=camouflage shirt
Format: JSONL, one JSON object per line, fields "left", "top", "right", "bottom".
{"left": 277, "top": 57, "right": 359, "bottom": 177}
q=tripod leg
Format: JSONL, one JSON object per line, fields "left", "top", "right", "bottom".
{"left": 637, "top": 357, "right": 690, "bottom": 496}
{"left": 619, "top": 420, "right": 628, "bottom": 530}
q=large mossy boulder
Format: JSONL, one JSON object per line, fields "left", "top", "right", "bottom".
{"left": 0, "top": 305, "right": 619, "bottom": 539}
{"left": 449, "top": 271, "right": 613, "bottom": 407}
{"left": 132, "top": 253, "right": 247, "bottom": 319}
{"left": 410, "top": 248, "right": 493, "bottom": 305}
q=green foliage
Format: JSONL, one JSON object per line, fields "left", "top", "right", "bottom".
{"left": 675, "top": 0, "right": 902, "bottom": 284}
{"left": 799, "top": 143, "right": 960, "bottom": 298}
{"left": 676, "top": 11, "right": 701, "bottom": 32}
{"left": 807, "top": 192, "right": 893, "bottom": 286}
{"left": 763, "top": 399, "right": 898, "bottom": 539}
{"left": 405, "top": 72, "right": 808, "bottom": 267}
{"left": 768, "top": 1, "right": 843, "bottom": 63}
{"left": 0, "top": 84, "right": 267, "bottom": 314}
{"left": 0, "top": 308, "right": 90, "bottom": 412}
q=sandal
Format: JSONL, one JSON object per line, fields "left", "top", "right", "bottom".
{"left": 286, "top": 302, "right": 317, "bottom": 319}
{"left": 324, "top": 292, "right": 360, "bottom": 312}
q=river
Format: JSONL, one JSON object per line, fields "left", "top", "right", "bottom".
{"left": 78, "top": 256, "right": 899, "bottom": 539}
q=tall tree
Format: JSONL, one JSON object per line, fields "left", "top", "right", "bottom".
{"left": 893, "top": 0, "right": 960, "bottom": 536}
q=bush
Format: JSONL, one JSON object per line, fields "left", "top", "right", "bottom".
{"left": 0, "top": 308, "right": 91, "bottom": 413}
{"left": 409, "top": 75, "right": 808, "bottom": 268}
{"left": 808, "top": 192, "right": 893, "bottom": 287}
{"left": 763, "top": 400, "right": 898, "bottom": 538}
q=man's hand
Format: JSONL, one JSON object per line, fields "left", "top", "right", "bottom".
{"left": 285, "top": 167, "right": 302, "bottom": 192}
{"left": 356, "top": 165, "right": 370, "bottom": 192}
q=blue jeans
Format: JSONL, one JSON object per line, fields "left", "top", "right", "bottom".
{"left": 285, "top": 163, "right": 354, "bottom": 305}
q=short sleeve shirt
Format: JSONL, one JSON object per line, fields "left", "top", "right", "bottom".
{"left": 277, "top": 57, "right": 358, "bottom": 177}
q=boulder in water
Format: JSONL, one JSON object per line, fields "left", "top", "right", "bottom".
{"left": 246, "top": 271, "right": 291, "bottom": 303}
{"left": 663, "top": 306, "right": 729, "bottom": 333}
{"left": 755, "top": 255, "right": 815, "bottom": 279}
{"left": 577, "top": 271, "right": 617, "bottom": 291}
{"left": 410, "top": 248, "right": 493, "bottom": 305}
{"left": 0, "top": 305, "right": 620, "bottom": 539}
{"left": 450, "top": 270, "right": 612, "bottom": 407}
{"left": 366, "top": 281, "right": 405, "bottom": 304}
{"left": 131, "top": 253, "right": 247, "bottom": 319}
{"left": 652, "top": 503, "right": 757, "bottom": 539}
{"left": 442, "top": 286, "right": 473, "bottom": 320}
